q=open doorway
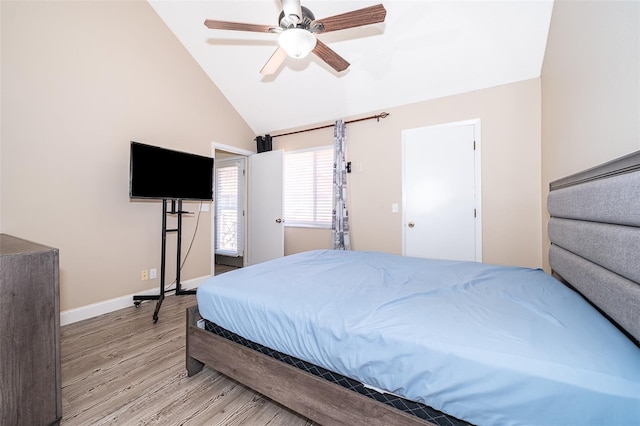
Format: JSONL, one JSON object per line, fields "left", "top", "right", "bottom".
{"left": 212, "top": 143, "right": 253, "bottom": 275}
{"left": 214, "top": 155, "right": 245, "bottom": 274}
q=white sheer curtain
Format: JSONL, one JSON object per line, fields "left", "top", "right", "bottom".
{"left": 332, "top": 119, "right": 351, "bottom": 250}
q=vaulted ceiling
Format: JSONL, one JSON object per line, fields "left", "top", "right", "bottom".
{"left": 148, "top": 1, "right": 554, "bottom": 135}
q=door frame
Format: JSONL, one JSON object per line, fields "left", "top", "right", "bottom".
{"left": 211, "top": 142, "right": 255, "bottom": 274}
{"left": 401, "top": 118, "right": 482, "bottom": 261}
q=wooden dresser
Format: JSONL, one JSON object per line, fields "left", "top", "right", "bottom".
{"left": 0, "top": 234, "right": 61, "bottom": 426}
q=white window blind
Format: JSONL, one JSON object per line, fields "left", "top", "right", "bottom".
{"left": 284, "top": 146, "right": 333, "bottom": 228}
{"left": 215, "top": 158, "right": 245, "bottom": 256}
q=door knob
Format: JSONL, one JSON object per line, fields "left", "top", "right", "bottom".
{"left": 408, "top": 222, "right": 415, "bottom": 228}
{"left": 275, "top": 218, "right": 283, "bottom": 223}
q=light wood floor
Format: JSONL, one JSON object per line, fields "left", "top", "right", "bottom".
{"left": 214, "top": 264, "right": 240, "bottom": 275}
{"left": 60, "top": 294, "right": 315, "bottom": 425}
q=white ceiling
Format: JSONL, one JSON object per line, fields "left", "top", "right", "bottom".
{"left": 148, "top": 1, "right": 554, "bottom": 135}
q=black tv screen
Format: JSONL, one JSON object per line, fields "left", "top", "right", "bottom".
{"left": 129, "top": 141, "right": 214, "bottom": 201}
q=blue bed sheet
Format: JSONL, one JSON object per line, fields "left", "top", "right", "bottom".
{"left": 197, "top": 250, "right": 640, "bottom": 425}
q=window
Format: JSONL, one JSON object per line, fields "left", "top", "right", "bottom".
{"left": 284, "top": 146, "right": 333, "bottom": 228}
{"left": 214, "top": 158, "right": 245, "bottom": 256}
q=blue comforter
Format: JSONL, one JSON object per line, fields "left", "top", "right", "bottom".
{"left": 197, "top": 250, "right": 640, "bottom": 425}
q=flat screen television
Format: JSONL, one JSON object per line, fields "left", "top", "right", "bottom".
{"left": 129, "top": 141, "right": 214, "bottom": 201}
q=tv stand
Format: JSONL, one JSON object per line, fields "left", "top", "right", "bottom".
{"left": 133, "top": 199, "right": 196, "bottom": 323}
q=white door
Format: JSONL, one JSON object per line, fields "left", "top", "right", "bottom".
{"left": 248, "top": 149, "right": 284, "bottom": 265}
{"left": 402, "top": 121, "right": 481, "bottom": 261}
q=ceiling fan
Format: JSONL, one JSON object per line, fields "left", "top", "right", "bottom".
{"left": 204, "top": 0, "right": 386, "bottom": 75}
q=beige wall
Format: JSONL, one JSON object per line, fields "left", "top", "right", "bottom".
{"left": 7, "top": 1, "right": 634, "bottom": 312}
{"left": 0, "top": 0, "right": 254, "bottom": 311}
{"left": 541, "top": 0, "right": 640, "bottom": 270}
{"left": 276, "top": 79, "right": 543, "bottom": 268}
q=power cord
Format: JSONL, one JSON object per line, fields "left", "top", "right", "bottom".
{"left": 164, "top": 201, "right": 203, "bottom": 293}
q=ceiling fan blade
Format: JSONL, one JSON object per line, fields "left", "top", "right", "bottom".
{"left": 312, "top": 39, "right": 350, "bottom": 73}
{"left": 260, "top": 47, "right": 288, "bottom": 75}
{"left": 204, "top": 19, "right": 275, "bottom": 33}
{"left": 312, "top": 4, "right": 386, "bottom": 33}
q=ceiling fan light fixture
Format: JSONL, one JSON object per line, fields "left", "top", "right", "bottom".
{"left": 278, "top": 28, "right": 317, "bottom": 59}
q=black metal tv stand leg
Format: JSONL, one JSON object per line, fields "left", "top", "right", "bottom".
{"left": 133, "top": 199, "right": 195, "bottom": 323}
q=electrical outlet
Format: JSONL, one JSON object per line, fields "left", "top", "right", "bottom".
{"left": 149, "top": 268, "right": 157, "bottom": 279}
{"left": 141, "top": 270, "right": 148, "bottom": 281}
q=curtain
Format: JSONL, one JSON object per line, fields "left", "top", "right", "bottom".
{"left": 332, "top": 119, "right": 351, "bottom": 250}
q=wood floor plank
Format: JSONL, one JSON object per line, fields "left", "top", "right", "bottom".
{"left": 60, "top": 294, "right": 315, "bottom": 425}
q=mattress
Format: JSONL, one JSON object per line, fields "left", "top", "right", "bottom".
{"left": 196, "top": 249, "right": 640, "bottom": 426}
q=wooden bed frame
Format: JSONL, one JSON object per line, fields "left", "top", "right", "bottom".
{"left": 186, "top": 306, "right": 432, "bottom": 425}
{"left": 186, "top": 150, "right": 640, "bottom": 425}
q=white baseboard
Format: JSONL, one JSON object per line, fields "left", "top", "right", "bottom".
{"left": 60, "top": 275, "right": 211, "bottom": 326}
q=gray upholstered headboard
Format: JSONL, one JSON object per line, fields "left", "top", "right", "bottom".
{"left": 548, "top": 150, "right": 640, "bottom": 344}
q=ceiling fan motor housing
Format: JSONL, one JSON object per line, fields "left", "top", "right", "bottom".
{"left": 278, "top": 6, "right": 316, "bottom": 30}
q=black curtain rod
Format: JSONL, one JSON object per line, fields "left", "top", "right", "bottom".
{"left": 263, "top": 112, "right": 389, "bottom": 140}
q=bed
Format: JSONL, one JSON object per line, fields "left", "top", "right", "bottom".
{"left": 186, "top": 150, "right": 640, "bottom": 426}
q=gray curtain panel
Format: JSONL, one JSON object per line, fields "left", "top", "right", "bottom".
{"left": 332, "top": 120, "right": 351, "bottom": 250}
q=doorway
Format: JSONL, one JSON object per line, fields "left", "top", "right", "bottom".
{"left": 214, "top": 156, "right": 246, "bottom": 274}
{"left": 401, "top": 119, "right": 482, "bottom": 262}
{"left": 211, "top": 143, "right": 286, "bottom": 273}
{"left": 211, "top": 143, "right": 253, "bottom": 275}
